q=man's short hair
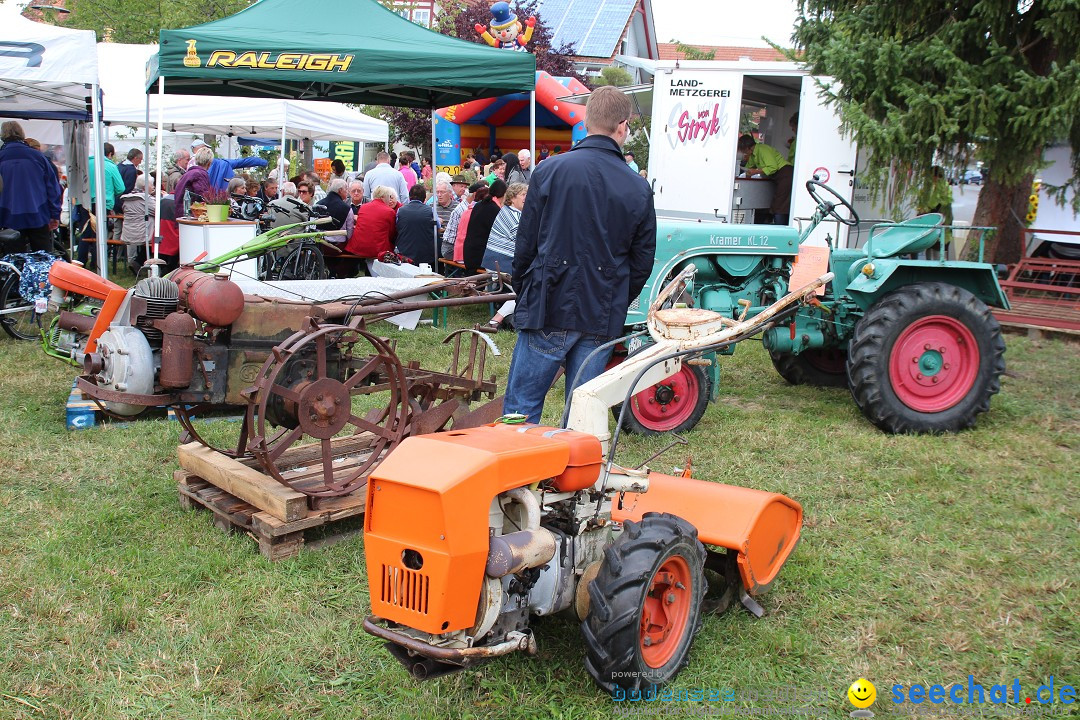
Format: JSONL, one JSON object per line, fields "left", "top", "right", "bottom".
{"left": 193, "top": 146, "right": 214, "bottom": 167}
{"left": 104, "top": 142, "right": 116, "bottom": 157}
{"left": 280, "top": 181, "right": 298, "bottom": 197}
{"left": 377, "top": 151, "right": 390, "bottom": 162}
{"left": 585, "top": 86, "right": 632, "bottom": 135}
{"left": 518, "top": 149, "right": 531, "bottom": 159}
{"left": 435, "top": 180, "right": 451, "bottom": 192}
{"left": 0, "top": 121, "right": 25, "bottom": 143}
{"left": 409, "top": 184, "right": 427, "bottom": 202}
{"left": 349, "top": 180, "right": 364, "bottom": 191}
{"left": 127, "top": 148, "right": 143, "bottom": 161}
{"left": 327, "top": 178, "right": 347, "bottom": 195}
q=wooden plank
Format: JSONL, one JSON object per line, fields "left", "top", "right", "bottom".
{"left": 231, "top": 433, "right": 377, "bottom": 471}
{"left": 249, "top": 493, "right": 365, "bottom": 538}
{"left": 177, "top": 442, "right": 308, "bottom": 522}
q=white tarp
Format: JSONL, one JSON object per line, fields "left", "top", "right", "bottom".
{"left": 98, "top": 43, "right": 388, "bottom": 142}
{"left": 0, "top": 4, "right": 98, "bottom": 120}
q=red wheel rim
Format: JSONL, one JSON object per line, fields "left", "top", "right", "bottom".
{"left": 640, "top": 555, "right": 693, "bottom": 668}
{"left": 629, "top": 365, "right": 699, "bottom": 431}
{"left": 888, "top": 315, "right": 979, "bottom": 412}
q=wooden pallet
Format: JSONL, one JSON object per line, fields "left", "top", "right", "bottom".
{"left": 175, "top": 435, "right": 375, "bottom": 560}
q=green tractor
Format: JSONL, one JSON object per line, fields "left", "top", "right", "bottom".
{"left": 617, "top": 180, "right": 1008, "bottom": 435}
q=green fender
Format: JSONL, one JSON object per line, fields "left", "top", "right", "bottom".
{"left": 843, "top": 259, "right": 1010, "bottom": 311}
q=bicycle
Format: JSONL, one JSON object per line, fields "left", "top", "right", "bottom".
{"left": 0, "top": 229, "right": 61, "bottom": 341}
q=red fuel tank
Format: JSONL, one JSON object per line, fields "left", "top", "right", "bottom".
{"left": 171, "top": 267, "right": 244, "bottom": 327}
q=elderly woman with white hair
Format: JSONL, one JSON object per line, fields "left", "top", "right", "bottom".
{"left": 344, "top": 185, "right": 398, "bottom": 275}
{"left": 119, "top": 174, "right": 155, "bottom": 274}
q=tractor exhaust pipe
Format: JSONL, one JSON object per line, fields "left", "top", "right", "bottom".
{"left": 486, "top": 528, "right": 557, "bottom": 578}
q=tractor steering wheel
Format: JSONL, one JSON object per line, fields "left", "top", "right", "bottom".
{"left": 806, "top": 180, "right": 860, "bottom": 227}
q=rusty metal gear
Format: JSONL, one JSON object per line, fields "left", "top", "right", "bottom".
{"left": 245, "top": 321, "right": 410, "bottom": 497}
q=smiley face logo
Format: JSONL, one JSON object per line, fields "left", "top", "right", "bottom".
{"left": 848, "top": 678, "right": 877, "bottom": 709}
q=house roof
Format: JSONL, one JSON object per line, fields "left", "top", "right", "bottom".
{"left": 657, "top": 43, "right": 788, "bottom": 62}
{"left": 537, "top": 0, "right": 639, "bottom": 59}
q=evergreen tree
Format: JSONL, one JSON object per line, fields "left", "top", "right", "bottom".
{"left": 792, "top": 0, "right": 1080, "bottom": 263}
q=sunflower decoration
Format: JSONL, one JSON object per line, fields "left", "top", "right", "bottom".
{"left": 1025, "top": 180, "right": 1041, "bottom": 225}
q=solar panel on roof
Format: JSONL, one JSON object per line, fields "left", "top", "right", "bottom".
{"left": 534, "top": 0, "right": 637, "bottom": 57}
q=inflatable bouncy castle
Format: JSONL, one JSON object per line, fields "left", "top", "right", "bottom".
{"left": 434, "top": 71, "right": 589, "bottom": 173}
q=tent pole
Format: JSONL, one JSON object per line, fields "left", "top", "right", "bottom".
{"left": 279, "top": 104, "right": 287, "bottom": 181}
{"left": 529, "top": 90, "right": 535, "bottom": 172}
{"left": 431, "top": 107, "right": 438, "bottom": 267}
{"left": 143, "top": 91, "right": 151, "bottom": 266}
{"left": 153, "top": 76, "right": 165, "bottom": 267}
{"left": 90, "top": 82, "right": 108, "bottom": 280}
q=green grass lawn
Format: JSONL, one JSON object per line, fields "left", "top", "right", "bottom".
{"left": 0, "top": 308, "right": 1076, "bottom": 720}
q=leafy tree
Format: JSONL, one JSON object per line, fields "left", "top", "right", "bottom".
{"left": 59, "top": 0, "right": 255, "bottom": 43}
{"left": 380, "top": 0, "right": 583, "bottom": 152}
{"left": 592, "top": 65, "right": 633, "bottom": 88}
{"left": 622, "top": 116, "right": 650, "bottom": 173}
{"left": 791, "top": 0, "right": 1080, "bottom": 263}
{"left": 673, "top": 42, "right": 717, "bottom": 61}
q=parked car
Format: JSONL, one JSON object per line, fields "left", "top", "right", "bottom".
{"left": 960, "top": 169, "right": 982, "bottom": 185}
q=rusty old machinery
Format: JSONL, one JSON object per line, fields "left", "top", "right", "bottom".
{"left": 76, "top": 265, "right": 512, "bottom": 497}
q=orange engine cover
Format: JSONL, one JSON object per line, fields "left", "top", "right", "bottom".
{"left": 48, "top": 260, "right": 124, "bottom": 300}
{"left": 364, "top": 424, "right": 602, "bottom": 635}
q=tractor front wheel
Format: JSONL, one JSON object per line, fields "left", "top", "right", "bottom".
{"left": 613, "top": 361, "right": 711, "bottom": 436}
{"left": 769, "top": 348, "right": 848, "bottom": 387}
{"left": 582, "top": 513, "right": 706, "bottom": 693}
{"left": 847, "top": 282, "right": 1005, "bottom": 433}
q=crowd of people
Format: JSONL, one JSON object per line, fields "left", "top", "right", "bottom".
{"left": 0, "top": 87, "right": 657, "bottom": 425}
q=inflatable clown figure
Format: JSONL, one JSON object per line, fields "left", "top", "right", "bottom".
{"left": 474, "top": 1, "right": 535, "bottom": 52}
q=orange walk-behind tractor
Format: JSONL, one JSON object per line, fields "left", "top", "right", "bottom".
{"left": 363, "top": 267, "right": 828, "bottom": 691}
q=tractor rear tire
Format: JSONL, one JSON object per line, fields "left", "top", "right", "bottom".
{"left": 613, "top": 362, "right": 711, "bottom": 436}
{"left": 769, "top": 348, "right": 848, "bottom": 387}
{"left": 847, "top": 282, "right": 1005, "bottom": 433}
{"left": 582, "top": 513, "right": 706, "bottom": 693}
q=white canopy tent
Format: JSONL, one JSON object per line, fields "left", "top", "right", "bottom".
{"left": 0, "top": 4, "right": 108, "bottom": 274}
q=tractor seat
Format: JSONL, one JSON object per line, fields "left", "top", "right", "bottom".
{"left": 867, "top": 213, "right": 944, "bottom": 258}
{"left": 651, "top": 306, "right": 732, "bottom": 341}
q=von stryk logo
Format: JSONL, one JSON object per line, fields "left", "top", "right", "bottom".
{"left": 667, "top": 101, "right": 730, "bottom": 150}
{"left": 0, "top": 42, "right": 46, "bottom": 68}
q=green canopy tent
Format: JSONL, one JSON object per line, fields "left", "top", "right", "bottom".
{"left": 143, "top": 0, "right": 536, "bottom": 266}
{"left": 145, "top": 0, "right": 536, "bottom": 108}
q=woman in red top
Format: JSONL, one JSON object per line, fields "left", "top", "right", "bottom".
{"left": 346, "top": 185, "right": 398, "bottom": 262}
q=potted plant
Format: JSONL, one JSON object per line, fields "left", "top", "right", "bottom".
{"left": 203, "top": 188, "right": 232, "bottom": 223}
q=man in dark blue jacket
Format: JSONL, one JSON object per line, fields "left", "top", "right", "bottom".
{"left": 395, "top": 184, "right": 438, "bottom": 268}
{"left": 0, "top": 121, "right": 62, "bottom": 252}
{"left": 506, "top": 86, "right": 656, "bottom": 423}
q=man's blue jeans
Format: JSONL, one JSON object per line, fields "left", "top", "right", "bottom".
{"left": 504, "top": 328, "right": 614, "bottom": 425}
